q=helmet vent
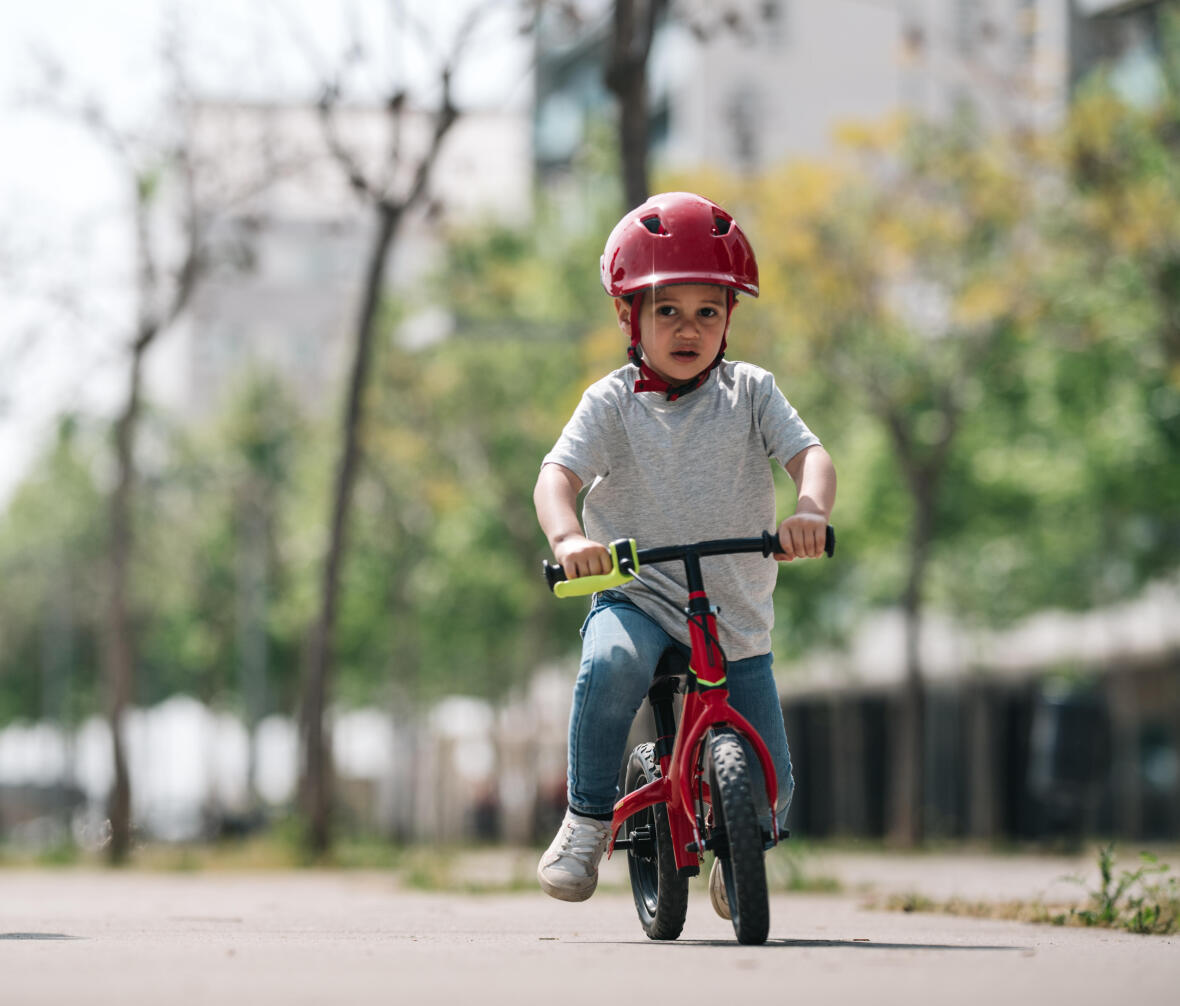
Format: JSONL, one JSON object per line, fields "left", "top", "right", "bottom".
{"left": 641, "top": 215, "right": 665, "bottom": 234}
{"left": 713, "top": 216, "right": 731, "bottom": 235}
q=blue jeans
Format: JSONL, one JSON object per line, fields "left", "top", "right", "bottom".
{"left": 566, "top": 591, "right": 795, "bottom": 831}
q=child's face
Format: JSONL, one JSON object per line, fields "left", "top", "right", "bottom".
{"left": 616, "top": 284, "right": 730, "bottom": 385}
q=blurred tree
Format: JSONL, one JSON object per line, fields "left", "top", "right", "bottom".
{"left": 920, "top": 9, "right": 1180, "bottom": 623}
{"left": 599, "top": 0, "right": 777, "bottom": 211}
{"left": 333, "top": 194, "right": 616, "bottom": 710}
{"left": 751, "top": 112, "right": 1045, "bottom": 844}
{"left": 604, "top": 0, "right": 667, "bottom": 209}
{"left": 298, "top": 0, "right": 521, "bottom": 857}
{"left": 1040, "top": 25, "right": 1180, "bottom": 580}
{"left": 27, "top": 21, "right": 289, "bottom": 861}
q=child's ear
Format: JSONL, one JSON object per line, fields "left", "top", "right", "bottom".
{"left": 613, "top": 297, "right": 631, "bottom": 333}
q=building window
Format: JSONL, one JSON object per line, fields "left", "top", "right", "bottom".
{"left": 727, "top": 84, "right": 760, "bottom": 172}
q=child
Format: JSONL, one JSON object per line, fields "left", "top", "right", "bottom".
{"left": 534, "top": 192, "right": 836, "bottom": 915}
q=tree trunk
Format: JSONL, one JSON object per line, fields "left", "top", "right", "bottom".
{"left": 102, "top": 341, "right": 148, "bottom": 864}
{"left": 237, "top": 491, "right": 269, "bottom": 810}
{"left": 876, "top": 389, "right": 959, "bottom": 847}
{"left": 889, "top": 477, "right": 935, "bottom": 846}
{"left": 99, "top": 164, "right": 195, "bottom": 862}
{"left": 887, "top": 457, "right": 943, "bottom": 849}
{"left": 301, "top": 203, "right": 400, "bottom": 856}
{"left": 606, "top": 0, "right": 664, "bottom": 211}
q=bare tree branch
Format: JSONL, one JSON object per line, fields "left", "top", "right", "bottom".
{"left": 298, "top": 0, "right": 507, "bottom": 857}
{"left": 22, "top": 20, "right": 289, "bottom": 861}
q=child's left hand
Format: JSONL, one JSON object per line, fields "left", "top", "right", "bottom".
{"left": 774, "top": 513, "right": 828, "bottom": 561}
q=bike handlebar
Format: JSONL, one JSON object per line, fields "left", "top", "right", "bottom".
{"left": 542, "top": 526, "right": 835, "bottom": 598}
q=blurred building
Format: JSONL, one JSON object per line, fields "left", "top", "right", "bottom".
{"left": 534, "top": 0, "right": 1073, "bottom": 188}
{"left": 1070, "top": 0, "right": 1175, "bottom": 104}
{"left": 535, "top": 0, "right": 1176, "bottom": 190}
{"left": 780, "top": 581, "right": 1180, "bottom": 842}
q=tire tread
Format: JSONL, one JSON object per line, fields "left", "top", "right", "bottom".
{"left": 709, "top": 731, "right": 770, "bottom": 944}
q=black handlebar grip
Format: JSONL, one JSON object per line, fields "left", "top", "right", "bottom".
{"left": 764, "top": 525, "right": 836, "bottom": 557}
{"left": 543, "top": 560, "right": 567, "bottom": 591}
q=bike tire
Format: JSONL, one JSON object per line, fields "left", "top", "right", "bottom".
{"left": 708, "top": 730, "right": 770, "bottom": 944}
{"left": 623, "top": 742, "right": 689, "bottom": 940}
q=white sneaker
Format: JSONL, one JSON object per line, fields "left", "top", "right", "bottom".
{"left": 709, "top": 857, "right": 731, "bottom": 920}
{"left": 537, "top": 809, "right": 611, "bottom": 902}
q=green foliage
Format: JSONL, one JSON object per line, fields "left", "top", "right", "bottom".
{"left": 0, "top": 374, "right": 310, "bottom": 724}
{"left": 734, "top": 80, "right": 1180, "bottom": 635}
{"left": 0, "top": 419, "right": 105, "bottom": 724}
{"left": 735, "top": 113, "right": 1056, "bottom": 639}
{"left": 338, "top": 318, "right": 591, "bottom": 706}
{"left": 431, "top": 189, "right": 618, "bottom": 339}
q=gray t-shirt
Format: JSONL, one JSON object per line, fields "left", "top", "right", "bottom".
{"left": 542, "top": 360, "right": 820, "bottom": 660}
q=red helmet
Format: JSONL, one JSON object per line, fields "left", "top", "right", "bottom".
{"left": 600, "top": 191, "right": 759, "bottom": 298}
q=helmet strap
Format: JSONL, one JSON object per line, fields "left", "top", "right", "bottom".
{"left": 628, "top": 289, "right": 733, "bottom": 401}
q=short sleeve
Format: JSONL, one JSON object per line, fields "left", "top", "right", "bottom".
{"left": 541, "top": 387, "right": 615, "bottom": 487}
{"left": 754, "top": 371, "right": 821, "bottom": 467}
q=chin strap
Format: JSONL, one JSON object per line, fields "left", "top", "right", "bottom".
{"left": 628, "top": 289, "right": 733, "bottom": 401}
{"left": 629, "top": 347, "right": 719, "bottom": 400}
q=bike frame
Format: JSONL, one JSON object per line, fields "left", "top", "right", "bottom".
{"left": 544, "top": 527, "right": 834, "bottom": 878}
{"left": 605, "top": 536, "right": 782, "bottom": 876}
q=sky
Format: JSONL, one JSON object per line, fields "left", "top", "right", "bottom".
{"left": 0, "top": 0, "right": 532, "bottom": 503}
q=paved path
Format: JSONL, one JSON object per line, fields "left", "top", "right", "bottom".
{"left": 2, "top": 855, "right": 1176, "bottom": 1006}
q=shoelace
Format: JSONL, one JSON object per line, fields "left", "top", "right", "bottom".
{"left": 556, "top": 816, "right": 609, "bottom": 861}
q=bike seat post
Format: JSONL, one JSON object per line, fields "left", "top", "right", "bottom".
{"left": 648, "top": 651, "right": 686, "bottom": 763}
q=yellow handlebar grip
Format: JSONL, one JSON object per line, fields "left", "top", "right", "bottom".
{"left": 553, "top": 539, "right": 638, "bottom": 598}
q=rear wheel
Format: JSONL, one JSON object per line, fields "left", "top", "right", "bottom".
{"left": 623, "top": 743, "right": 689, "bottom": 940}
{"left": 707, "top": 730, "right": 770, "bottom": 944}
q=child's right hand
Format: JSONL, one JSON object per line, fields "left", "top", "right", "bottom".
{"left": 554, "top": 534, "right": 612, "bottom": 581}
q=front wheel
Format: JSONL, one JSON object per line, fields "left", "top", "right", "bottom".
{"left": 623, "top": 743, "right": 689, "bottom": 940}
{"left": 708, "top": 730, "right": 770, "bottom": 944}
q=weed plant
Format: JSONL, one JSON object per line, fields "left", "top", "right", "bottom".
{"left": 875, "top": 843, "right": 1178, "bottom": 935}
{"left": 1064, "top": 844, "right": 1178, "bottom": 935}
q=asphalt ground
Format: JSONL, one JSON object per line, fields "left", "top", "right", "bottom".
{"left": 2, "top": 848, "right": 1177, "bottom": 1006}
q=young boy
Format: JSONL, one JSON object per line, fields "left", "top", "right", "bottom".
{"left": 534, "top": 192, "right": 836, "bottom": 915}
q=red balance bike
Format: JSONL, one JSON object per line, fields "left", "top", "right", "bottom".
{"left": 544, "top": 527, "right": 835, "bottom": 944}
